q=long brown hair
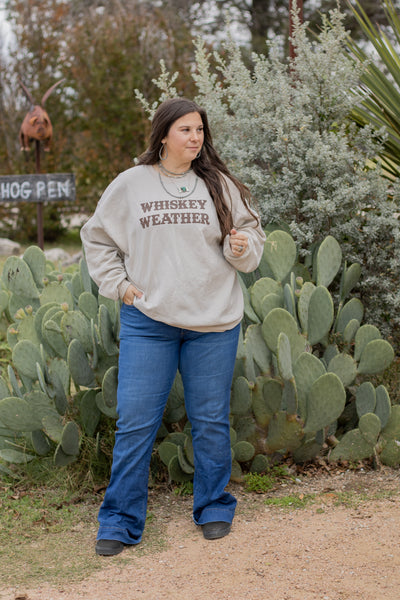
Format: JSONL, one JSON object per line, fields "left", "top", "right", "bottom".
{"left": 137, "top": 97, "right": 258, "bottom": 241}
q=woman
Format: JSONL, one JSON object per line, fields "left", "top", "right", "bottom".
{"left": 81, "top": 97, "right": 266, "bottom": 556}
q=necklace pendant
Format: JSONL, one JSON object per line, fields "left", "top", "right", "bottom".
{"left": 180, "top": 185, "right": 189, "bottom": 193}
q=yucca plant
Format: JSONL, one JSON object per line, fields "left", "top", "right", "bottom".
{"left": 346, "top": 0, "right": 400, "bottom": 179}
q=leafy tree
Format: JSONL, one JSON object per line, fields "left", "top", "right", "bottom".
{"left": 0, "top": 0, "right": 196, "bottom": 238}
{"left": 159, "top": 0, "right": 400, "bottom": 55}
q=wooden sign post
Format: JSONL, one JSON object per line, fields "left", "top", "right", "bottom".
{"left": 0, "top": 172, "right": 75, "bottom": 249}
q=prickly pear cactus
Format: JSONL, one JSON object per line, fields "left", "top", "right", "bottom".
{"left": 0, "top": 231, "right": 396, "bottom": 479}
{"left": 0, "top": 247, "right": 121, "bottom": 466}
{"left": 232, "top": 228, "right": 396, "bottom": 474}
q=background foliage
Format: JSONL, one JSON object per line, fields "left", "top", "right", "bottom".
{"left": 138, "top": 8, "right": 400, "bottom": 345}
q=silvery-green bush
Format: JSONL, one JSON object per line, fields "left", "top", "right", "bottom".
{"left": 138, "top": 8, "right": 400, "bottom": 343}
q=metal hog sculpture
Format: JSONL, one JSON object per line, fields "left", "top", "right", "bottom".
{"left": 19, "top": 79, "right": 65, "bottom": 151}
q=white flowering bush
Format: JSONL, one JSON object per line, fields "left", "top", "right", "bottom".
{"left": 138, "top": 9, "right": 400, "bottom": 343}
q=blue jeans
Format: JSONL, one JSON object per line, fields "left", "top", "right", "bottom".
{"left": 97, "top": 305, "right": 240, "bottom": 545}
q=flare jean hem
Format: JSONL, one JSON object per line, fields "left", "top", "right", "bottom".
{"left": 96, "top": 305, "right": 240, "bottom": 544}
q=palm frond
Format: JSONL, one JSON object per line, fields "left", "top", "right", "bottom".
{"left": 346, "top": 0, "right": 400, "bottom": 177}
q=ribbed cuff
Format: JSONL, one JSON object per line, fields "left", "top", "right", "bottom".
{"left": 117, "top": 279, "right": 131, "bottom": 301}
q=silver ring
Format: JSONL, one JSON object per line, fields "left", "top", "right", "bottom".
{"left": 238, "top": 245, "right": 243, "bottom": 251}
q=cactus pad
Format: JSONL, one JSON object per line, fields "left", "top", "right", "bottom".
{"left": 277, "top": 332, "right": 293, "bottom": 380}
{"left": 329, "top": 428, "right": 374, "bottom": 462}
{"left": 244, "top": 324, "right": 271, "bottom": 375}
{"left": 297, "top": 282, "right": 316, "bottom": 334}
{"left": 233, "top": 440, "right": 255, "bottom": 462}
{"left": 336, "top": 298, "right": 364, "bottom": 335}
{"left": 374, "top": 386, "right": 391, "bottom": 429}
{"left": 382, "top": 405, "right": 400, "bottom": 440}
{"left": 80, "top": 390, "right": 101, "bottom": 436}
{"left": 293, "top": 352, "right": 326, "bottom": 420}
{"left": 316, "top": 235, "right": 342, "bottom": 287}
{"left": 31, "top": 429, "right": 52, "bottom": 455}
{"left": 177, "top": 444, "right": 195, "bottom": 474}
{"left": 264, "top": 230, "right": 297, "bottom": 282}
{"left": 327, "top": 353, "right": 357, "bottom": 387}
{"left": 98, "top": 304, "right": 119, "bottom": 356}
{"left": 307, "top": 285, "right": 334, "bottom": 345}
{"left": 231, "top": 376, "right": 252, "bottom": 415}
{"left": 2, "top": 256, "right": 40, "bottom": 299}
{"left": 0, "top": 397, "right": 42, "bottom": 431}
{"left": 167, "top": 454, "right": 192, "bottom": 482}
{"left": 250, "top": 453, "right": 270, "bottom": 473}
{"left": 68, "top": 338, "right": 95, "bottom": 387}
{"left": 340, "top": 262, "right": 361, "bottom": 300}
{"left": 380, "top": 439, "right": 400, "bottom": 467}
{"left": 40, "top": 281, "right": 74, "bottom": 309}
{"left": 304, "top": 373, "right": 345, "bottom": 433}
{"left": 61, "top": 311, "right": 93, "bottom": 353}
{"left": 54, "top": 443, "right": 78, "bottom": 466}
{"left": 250, "top": 277, "right": 282, "bottom": 320}
{"left": 238, "top": 274, "right": 260, "bottom": 324}
{"left": 262, "top": 308, "right": 305, "bottom": 361}
{"left": 354, "top": 324, "right": 382, "bottom": 362}
{"left": 266, "top": 411, "right": 304, "bottom": 452}
{"left": 358, "top": 412, "right": 381, "bottom": 445}
{"left": 61, "top": 421, "right": 80, "bottom": 456}
{"left": 78, "top": 292, "right": 98, "bottom": 321}
{"left": 12, "top": 339, "right": 44, "bottom": 381}
{"left": 96, "top": 391, "right": 118, "bottom": 419}
{"left": 42, "top": 413, "right": 64, "bottom": 443}
{"left": 252, "top": 377, "right": 282, "bottom": 427}
{"left": 23, "top": 246, "right": 47, "bottom": 289}
{"left": 342, "top": 318, "right": 360, "bottom": 345}
{"left": 356, "top": 382, "right": 376, "bottom": 418}
{"left": 357, "top": 339, "right": 394, "bottom": 375}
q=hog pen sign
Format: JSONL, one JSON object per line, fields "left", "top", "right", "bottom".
{"left": 0, "top": 173, "right": 75, "bottom": 203}
{"left": 0, "top": 173, "right": 75, "bottom": 249}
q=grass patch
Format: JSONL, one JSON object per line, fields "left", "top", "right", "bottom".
{"left": 263, "top": 484, "right": 400, "bottom": 513}
{"left": 0, "top": 462, "right": 168, "bottom": 589}
{"left": 243, "top": 466, "right": 294, "bottom": 493}
{"left": 264, "top": 493, "right": 316, "bottom": 510}
{"left": 0, "top": 478, "right": 100, "bottom": 588}
{"left": 173, "top": 481, "right": 194, "bottom": 496}
{"left": 330, "top": 487, "right": 399, "bottom": 509}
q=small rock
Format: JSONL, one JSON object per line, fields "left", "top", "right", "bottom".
{"left": 0, "top": 237, "right": 21, "bottom": 256}
{"left": 44, "top": 248, "right": 71, "bottom": 264}
{"left": 62, "top": 250, "right": 83, "bottom": 267}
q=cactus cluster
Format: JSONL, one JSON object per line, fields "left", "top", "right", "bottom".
{"left": 231, "top": 229, "right": 396, "bottom": 477}
{"left": 0, "top": 231, "right": 397, "bottom": 483}
{"left": 0, "top": 247, "right": 119, "bottom": 466}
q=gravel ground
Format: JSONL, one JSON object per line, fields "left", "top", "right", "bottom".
{"left": 2, "top": 468, "right": 400, "bottom": 600}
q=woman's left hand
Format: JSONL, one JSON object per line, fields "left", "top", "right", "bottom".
{"left": 229, "top": 229, "right": 248, "bottom": 257}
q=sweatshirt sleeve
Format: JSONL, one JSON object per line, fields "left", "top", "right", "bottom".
{"left": 222, "top": 179, "right": 266, "bottom": 273}
{"left": 80, "top": 177, "right": 130, "bottom": 301}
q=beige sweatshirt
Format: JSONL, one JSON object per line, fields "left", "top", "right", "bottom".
{"left": 80, "top": 165, "right": 266, "bottom": 332}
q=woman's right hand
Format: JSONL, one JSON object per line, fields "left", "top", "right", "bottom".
{"left": 123, "top": 284, "right": 143, "bottom": 305}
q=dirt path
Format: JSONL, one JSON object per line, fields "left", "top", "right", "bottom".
{"left": 2, "top": 469, "right": 400, "bottom": 600}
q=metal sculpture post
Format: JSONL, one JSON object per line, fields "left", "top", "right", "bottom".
{"left": 18, "top": 79, "right": 65, "bottom": 249}
{"left": 35, "top": 139, "right": 44, "bottom": 248}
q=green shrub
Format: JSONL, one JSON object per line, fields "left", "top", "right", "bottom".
{"left": 138, "top": 7, "right": 400, "bottom": 346}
